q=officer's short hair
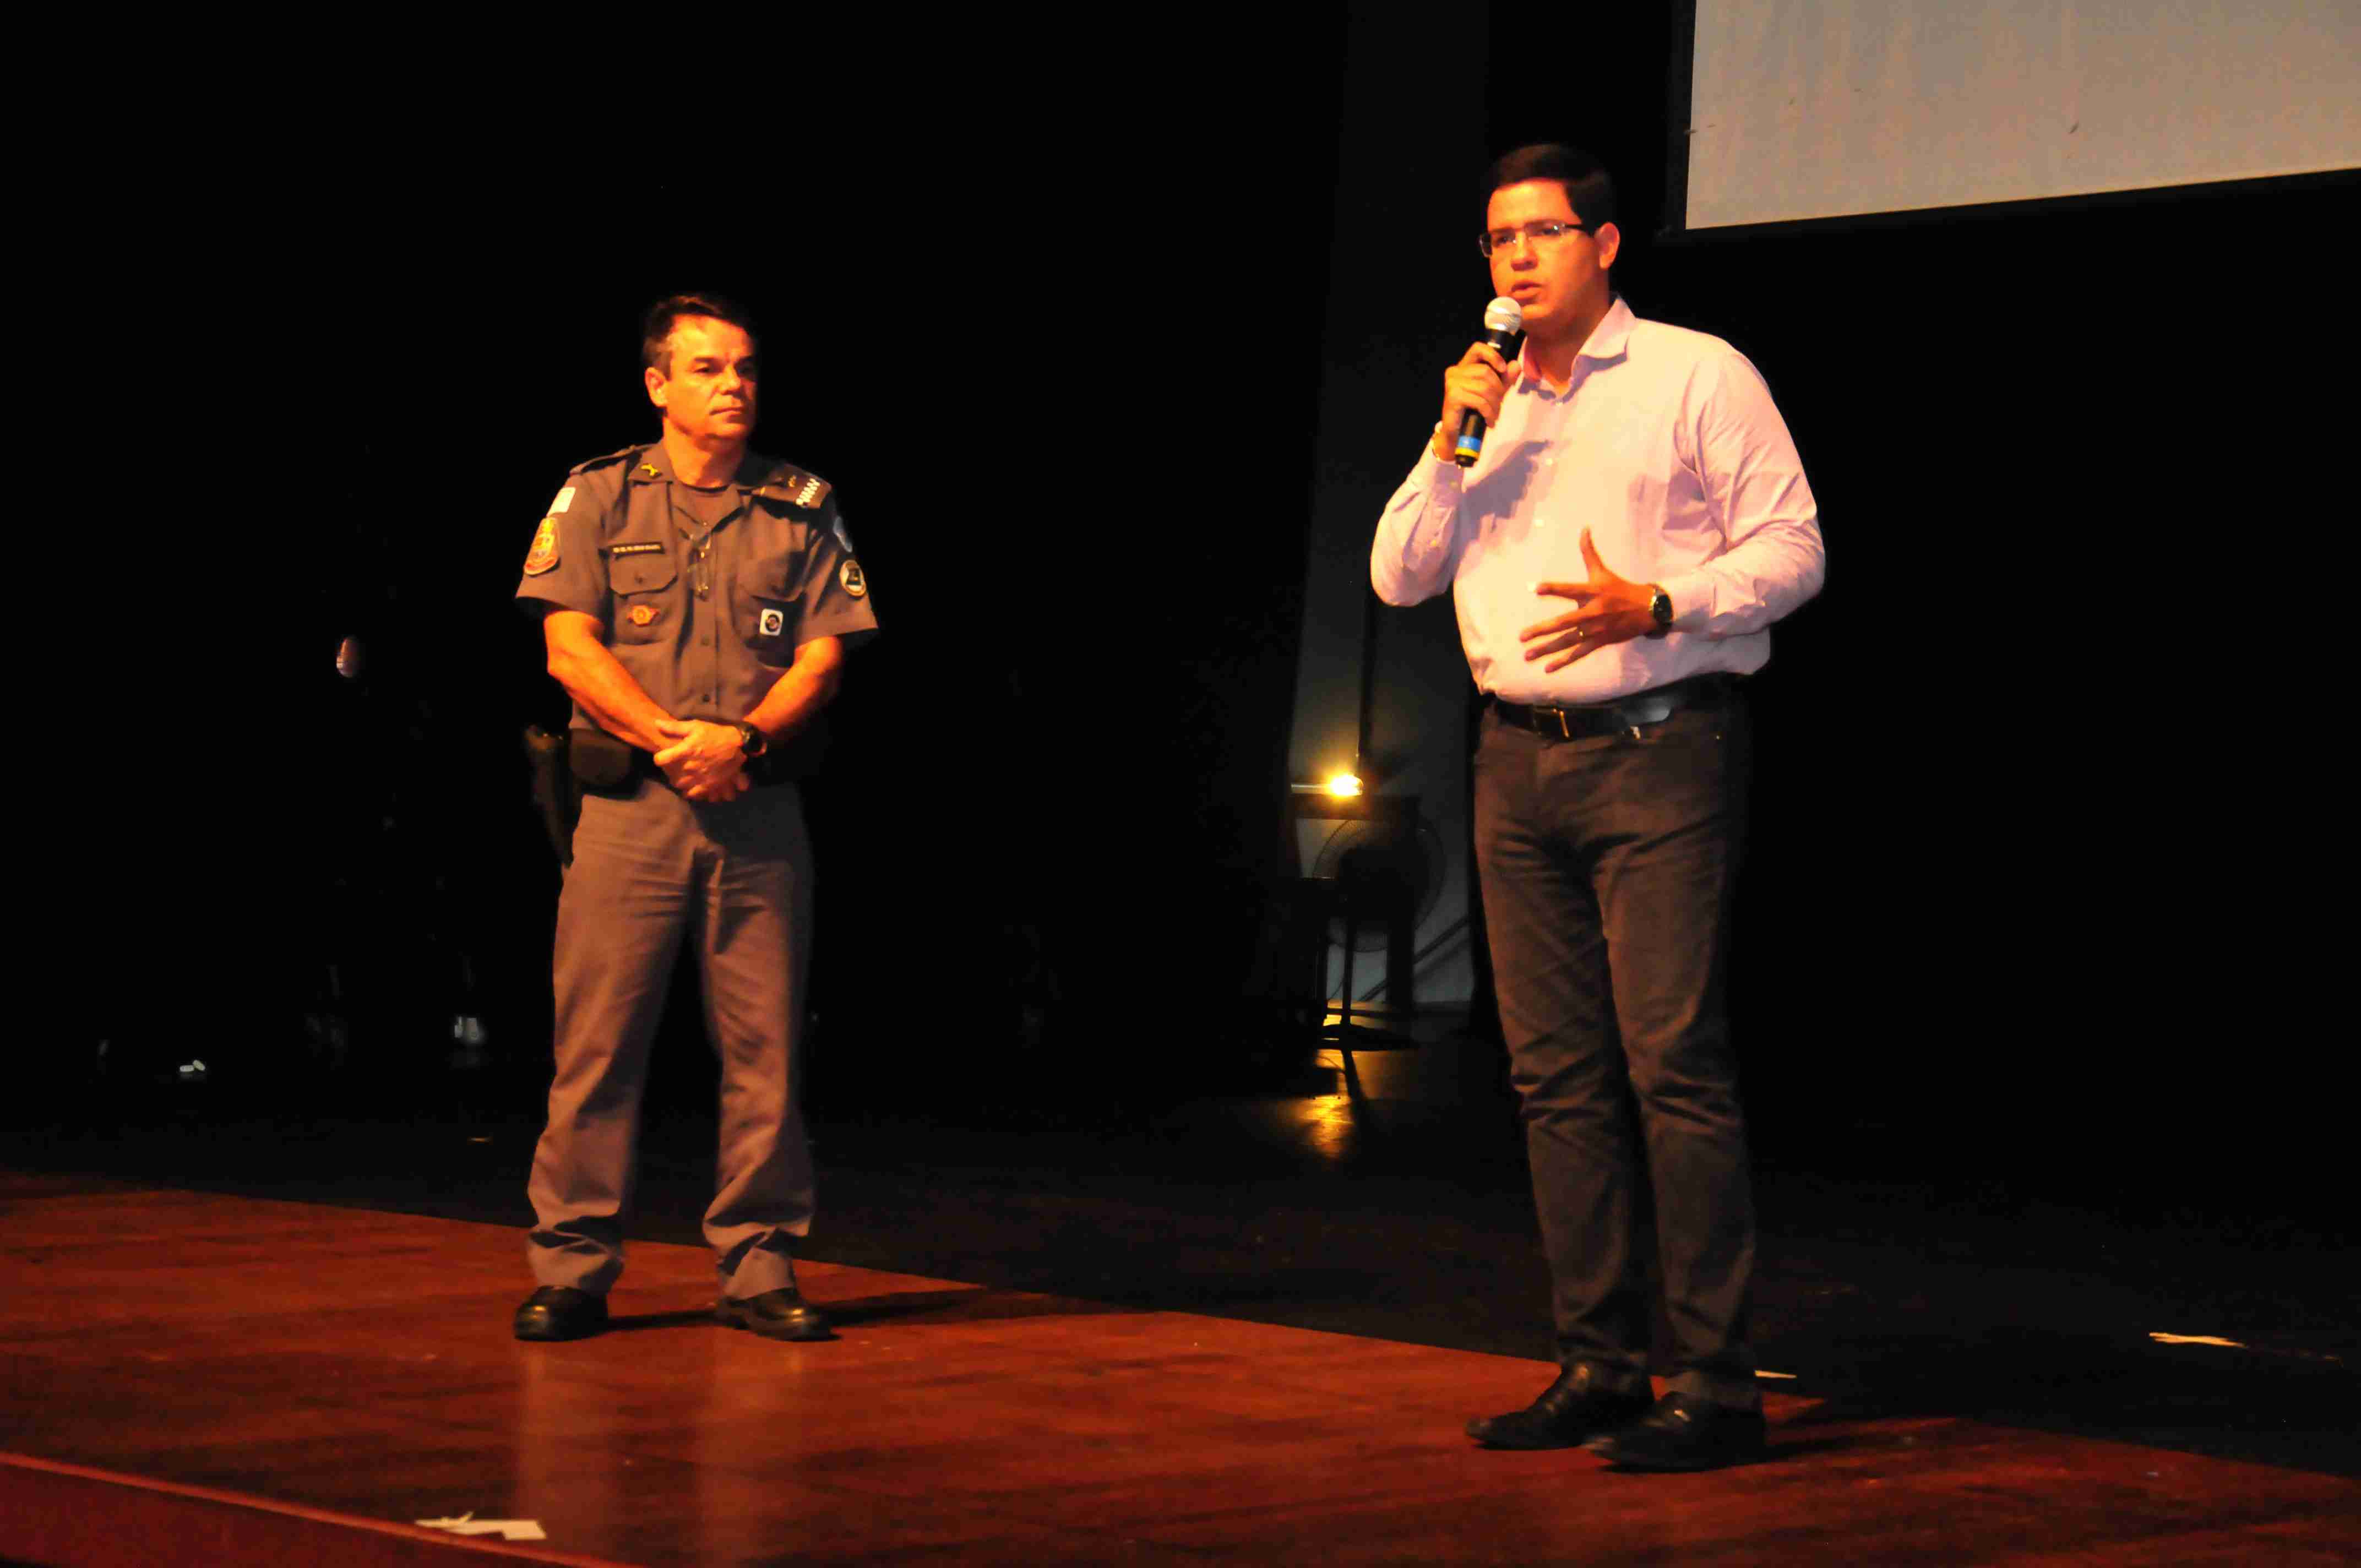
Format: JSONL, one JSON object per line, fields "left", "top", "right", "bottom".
{"left": 1486, "top": 144, "right": 1618, "bottom": 235}
{"left": 642, "top": 293, "right": 761, "bottom": 377}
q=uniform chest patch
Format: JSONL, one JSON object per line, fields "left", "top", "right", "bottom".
{"left": 759, "top": 607, "right": 785, "bottom": 636}
{"left": 608, "top": 541, "right": 667, "bottom": 557}
{"left": 839, "top": 559, "right": 868, "bottom": 598}
{"left": 524, "top": 518, "right": 560, "bottom": 575}
{"left": 629, "top": 605, "right": 662, "bottom": 628}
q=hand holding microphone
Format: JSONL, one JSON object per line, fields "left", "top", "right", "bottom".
{"left": 1434, "top": 296, "right": 1523, "bottom": 466}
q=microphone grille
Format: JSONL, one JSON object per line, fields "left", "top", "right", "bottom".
{"left": 1483, "top": 296, "right": 1524, "bottom": 335}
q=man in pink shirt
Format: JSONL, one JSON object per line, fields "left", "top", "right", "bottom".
{"left": 1373, "top": 145, "right": 1825, "bottom": 1470}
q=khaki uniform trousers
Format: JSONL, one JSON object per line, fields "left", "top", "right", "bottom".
{"left": 527, "top": 776, "right": 814, "bottom": 1299}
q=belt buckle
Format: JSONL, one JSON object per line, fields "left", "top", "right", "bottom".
{"left": 1539, "top": 705, "right": 1570, "bottom": 739}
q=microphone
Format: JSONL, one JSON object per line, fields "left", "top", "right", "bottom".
{"left": 1453, "top": 296, "right": 1524, "bottom": 467}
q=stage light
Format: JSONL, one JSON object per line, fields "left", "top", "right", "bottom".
{"left": 1324, "top": 772, "right": 1364, "bottom": 798}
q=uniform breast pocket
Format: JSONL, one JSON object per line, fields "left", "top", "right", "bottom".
{"left": 606, "top": 551, "right": 678, "bottom": 642}
{"left": 736, "top": 557, "right": 802, "bottom": 666}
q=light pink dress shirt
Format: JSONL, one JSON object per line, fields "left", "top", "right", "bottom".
{"left": 1372, "top": 296, "right": 1826, "bottom": 706}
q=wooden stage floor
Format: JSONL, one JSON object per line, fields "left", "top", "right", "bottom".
{"left": 4, "top": 1173, "right": 2356, "bottom": 1566}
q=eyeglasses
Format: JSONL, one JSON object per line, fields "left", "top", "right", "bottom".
{"left": 1478, "top": 220, "right": 1592, "bottom": 258}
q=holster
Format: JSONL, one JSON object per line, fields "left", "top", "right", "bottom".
{"left": 523, "top": 725, "right": 582, "bottom": 866}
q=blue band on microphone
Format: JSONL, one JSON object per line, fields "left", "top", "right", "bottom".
{"left": 1454, "top": 433, "right": 1484, "bottom": 460}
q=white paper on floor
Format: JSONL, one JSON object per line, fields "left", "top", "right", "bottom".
{"left": 416, "top": 1512, "right": 548, "bottom": 1541}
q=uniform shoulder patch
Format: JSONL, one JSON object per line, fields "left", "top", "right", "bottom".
{"left": 566, "top": 445, "right": 640, "bottom": 478}
{"left": 524, "top": 517, "right": 560, "bottom": 575}
{"left": 753, "top": 465, "right": 833, "bottom": 511}
{"left": 837, "top": 558, "right": 868, "bottom": 598}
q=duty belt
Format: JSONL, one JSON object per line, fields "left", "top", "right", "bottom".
{"left": 569, "top": 726, "right": 807, "bottom": 794}
{"left": 1491, "top": 674, "right": 1736, "bottom": 740}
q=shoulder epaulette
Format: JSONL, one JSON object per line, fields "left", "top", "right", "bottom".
{"left": 567, "top": 445, "right": 641, "bottom": 478}
{"left": 752, "top": 464, "right": 833, "bottom": 511}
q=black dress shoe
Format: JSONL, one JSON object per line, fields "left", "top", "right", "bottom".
{"left": 513, "top": 1286, "right": 608, "bottom": 1342}
{"left": 1586, "top": 1393, "right": 1766, "bottom": 1471}
{"left": 716, "top": 1288, "right": 833, "bottom": 1342}
{"left": 1467, "top": 1366, "right": 1653, "bottom": 1450}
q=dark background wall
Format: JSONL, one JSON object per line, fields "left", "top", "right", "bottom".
{"left": 72, "top": 12, "right": 2351, "bottom": 1208}
{"left": 1287, "top": 8, "right": 1495, "bottom": 1013}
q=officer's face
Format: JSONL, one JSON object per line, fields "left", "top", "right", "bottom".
{"left": 645, "top": 316, "right": 760, "bottom": 445}
{"left": 1484, "top": 180, "right": 1618, "bottom": 344}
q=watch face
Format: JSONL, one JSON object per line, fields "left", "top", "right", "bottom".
{"left": 1651, "top": 590, "right": 1672, "bottom": 627}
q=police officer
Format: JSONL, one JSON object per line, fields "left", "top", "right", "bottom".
{"left": 512, "top": 293, "right": 878, "bottom": 1342}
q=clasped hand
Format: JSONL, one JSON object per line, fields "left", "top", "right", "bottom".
{"left": 652, "top": 718, "right": 752, "bottom": 802}
{"left": 1519, "top": 530, "right": 1658, "bottom": 672}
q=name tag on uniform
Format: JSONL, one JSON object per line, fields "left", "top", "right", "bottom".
{"left": 759, "top": 608, "right": 785, "bottom": 636}
{"left": 608, "top": 542, "right": 667, "bottom": 557}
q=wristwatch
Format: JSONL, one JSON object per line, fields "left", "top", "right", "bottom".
{"left": 1646, "top": 586, "right": 1674, "bottom": 637}
{"left": 731, "top": 721, "right": 768, "bottom": 758}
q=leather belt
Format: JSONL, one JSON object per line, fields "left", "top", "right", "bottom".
{"left": 1491, "top": 674, "right": 1736, "bottom": 740}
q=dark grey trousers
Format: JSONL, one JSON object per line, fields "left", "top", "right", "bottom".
{"left": 527, "top": 778, "right": 815, "bottom": 1299}
{"left": 1472, "top": 696, "right": 1758, "bottom": 1411}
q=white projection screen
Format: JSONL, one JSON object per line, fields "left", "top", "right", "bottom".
{"left": 1679, "top": 1, "right": 2361, "bottom": 231}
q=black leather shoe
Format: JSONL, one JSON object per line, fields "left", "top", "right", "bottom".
{"left": 1467, "top": 1366, "right": 1654, "bottom": 1449}
{"left": 1586, "top": 1394, "right": 1766, "bottom": 1471}
{"left": 717, "top": 1288, "right": 833, "bottom": 1342}
{"left": 513, "top": 1286, "right": 608, "bottom": 1342}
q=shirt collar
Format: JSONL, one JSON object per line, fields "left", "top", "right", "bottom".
{"left": 1516, "top": 295, "right": 1635, "bottom": 384}
{"left": 727, "top": 451, "right": 787, "bottom": 492}
{"left": 627, "top": 444, "right": 774, "bottom": 489}
{"left": 1580, "top": 295, "right": 1635, "bottom": 364}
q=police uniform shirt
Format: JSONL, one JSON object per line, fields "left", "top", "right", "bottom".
{"left": 515, "top": 445, "right": 879, "bottom": 728}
